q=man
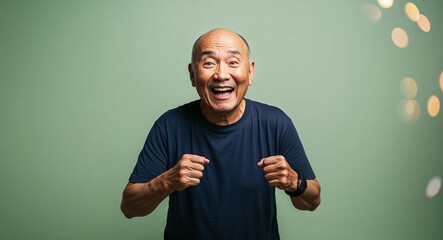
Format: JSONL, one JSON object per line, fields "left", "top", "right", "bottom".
{"left": 121, "top": 28, "right": 321, "bottom": 240}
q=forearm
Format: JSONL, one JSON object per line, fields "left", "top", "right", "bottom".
{"left": 290, "top": 179, "right": 321, "bottom": 211}
{"left": 120, "top": 171, "right": 174, "bottom": 219}
{"left": 121, "top": 154, "right": 210, "bottom": 218}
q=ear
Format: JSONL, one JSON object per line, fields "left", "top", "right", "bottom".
{"left": 248, "top": 61, "right": 255, "bottom": 86}
{"left": 188, "top": 63, "right": 196, "bottom": 87}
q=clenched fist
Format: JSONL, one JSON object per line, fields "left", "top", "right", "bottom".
{"left": 169, "top": 154, "right": 210, "bottom": 191}
{"left": 257, "top": 155, "right": 298, "bottom": 192}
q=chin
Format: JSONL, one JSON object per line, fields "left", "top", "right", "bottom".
{"left": 201, "top": 96, "right": 243, "bottom": 114}
{"left": 212, "top": 100, "right": 243, "bottom": 113}
{"left": 211, "top": 105, "right": 235, "bottom": 113}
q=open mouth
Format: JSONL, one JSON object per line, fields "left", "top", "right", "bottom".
{"left": 211, "top": 87, "right": 234, "bottom": 95}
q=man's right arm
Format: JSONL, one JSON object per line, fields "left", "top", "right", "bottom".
{"left": 120, "top": 171, "right": 173, "bottom": 219}
{"left": 120, "top": 154, "right": 209, "bottom": 219}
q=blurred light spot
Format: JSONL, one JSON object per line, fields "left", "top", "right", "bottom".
{"left": 363, "top": 4, "right": 382, "bottom": 22}
{"left": 377, "top": 0, "right": 394, "bottom": 8}
{"left": 391, "top": 28, "right": 408, "bottom": 48}
{"left": 426, "top": 176, "right": 441, "bottom": 198}
{"left": 400, "top": 77, "right": 418, "bottom": 99}
{"left": 417, "top": 14, "right": 431, "bottom": 32}
{"left": 427, "top": 95, "right": 440, "bottom": 117}
{"left": 439, "top": 71, "right": 443, "bottom": 92}
{"left": 405, "top": 2, "right": 420, "bottom": 22}
{"left": 397, "top": 99, "right": 420, "bottom": 123}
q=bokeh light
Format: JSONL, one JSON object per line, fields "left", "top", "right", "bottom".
{"left": 427, "top": 95, "right": 440, "bottom": 117}
{"left": 426, "top": 176, "right": 442, "bottom": 198}
{"left": 439, "top": 71, "right": 443, "bottom": 92}
{"left": 398, "top": 99, "right": 420, "bottom": 123}
{"left": 417, "top": 14, "right": 431, "bottom": 32}
{"left": 377, "top": 0, "right": 394, "bottom": 9}
{"left": 400, "top": 77, "right": 418, "bottom": 99}
{"left": 363, "top": 4, "right": 382, "bottom": 22}
{"left": 405, "top": 2, "right": 420, "bottom": 22}
{"left": 391, "top": 27, "right": 408, "bottom": 48}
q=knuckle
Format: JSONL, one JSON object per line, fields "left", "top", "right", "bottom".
{"left": 178, "top": 177, "right": 187, "bottom": 186}
{"left": 281, "top": 169, "right": 288, "bottom": 176}
{"left": 179, "top": 169, "right": 188, "bottom": 177}
{"left": 281, "top": 178, "right": 289, "bottom": 185}
{"left": 277, "top": 161, "right": 287, "bottom": 168}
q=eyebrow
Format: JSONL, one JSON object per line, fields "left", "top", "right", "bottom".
{"left": 200, "top": 50, "right": 215, "bottom": 57}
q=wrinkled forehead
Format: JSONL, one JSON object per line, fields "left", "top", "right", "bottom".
{"left": 192, "top": 30, "right": 250, "bottom": 62}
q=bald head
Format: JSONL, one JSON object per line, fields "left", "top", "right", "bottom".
{"left": 191, "top": 28, "right": 251, "bottom": 67}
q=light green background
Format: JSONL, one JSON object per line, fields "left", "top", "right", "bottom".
{"left": 1, "top": 0, "right": 442, "bottom": 239}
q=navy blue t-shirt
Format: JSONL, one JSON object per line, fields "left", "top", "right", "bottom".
{"left": 129, "top": 99, "right": 315, "bottom": 240}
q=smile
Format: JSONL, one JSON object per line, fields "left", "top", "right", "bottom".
{"left": 211, "top": 87, "right": 234, "bottom": 94}
{"left": 210, "top": 86, "right": 235, "bottom": 100}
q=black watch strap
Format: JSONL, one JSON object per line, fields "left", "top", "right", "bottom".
{"left": 285, "top": 174, "right": 307, "bottom": 197}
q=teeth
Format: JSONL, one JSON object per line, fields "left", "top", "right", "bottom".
{"left": 213, "top": 87, "right": 232, "bottom": 91}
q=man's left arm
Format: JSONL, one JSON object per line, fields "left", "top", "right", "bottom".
{"left": 257, "top": 156, "right": 321, "bottom": 211}
{"left": 289, "top": 178, "right": 321, "bottom": 211}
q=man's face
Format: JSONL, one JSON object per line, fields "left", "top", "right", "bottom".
{"left": 189, "top": 29, "right": 255, "bottom": 117}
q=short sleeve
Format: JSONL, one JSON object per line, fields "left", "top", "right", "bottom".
{"left": 279, "top": 116, "right": 316, "bottom": 180}
{"left": 129, "top": 121, "right": 168, "bottom": 183}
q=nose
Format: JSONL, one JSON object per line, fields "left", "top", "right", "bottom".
{"left": 213, "top": 62, "right": 230, "bottom": 81}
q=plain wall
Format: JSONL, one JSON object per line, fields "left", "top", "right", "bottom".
{"left": 1, "top": 0, "right": 442, "bottom": 239}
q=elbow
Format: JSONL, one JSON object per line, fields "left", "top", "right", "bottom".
{"left": 120, "top": 202, "right": 135, "bottom": 219}
{"left": 307, "top": 197, "right": 321, "bottom": 211}
{"left": 306, "top": 180, "right": 321, "bottom": 211}
{"left": 120, "top": 198, "right": 145, "bottom": 219}
{"left": 120, "top": 200, "right": 155, "bottom": 219}
{"left": 307, "top": 188, "right": 321, "bottom": 211}
{"left": 122, "top": 211, "right": 134, "bottom": 219}
{"left": 296, "top": 187, "right": 321, "bottom": 211}
{"left": 122, "top": 213, "right": 133, "bottom": 219}
{"left": 292, "top": 196, "right": 321, "bottom": 211}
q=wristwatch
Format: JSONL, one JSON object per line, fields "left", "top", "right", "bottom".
{"left": 285, "top": 174, "right": 307, "bottom": 197}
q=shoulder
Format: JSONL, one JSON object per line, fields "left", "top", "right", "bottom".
{"left": 156, "top": 100, "right": 198, "bottom": 123}
{"left": 149, "top": 100, "right": 200, "bottom": 135}
{"left": 247, "top": 99, "right": 292, "bottom": 122}
{"left": 146, "top": 100, "right": 200, "bottom": 140}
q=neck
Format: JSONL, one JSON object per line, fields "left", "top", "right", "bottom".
{"left": 201, "top": 99, "right": 246, "bottom": 126}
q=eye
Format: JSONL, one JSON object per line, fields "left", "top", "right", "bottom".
{"left": 202, "top": 60, "right": 216, "bottom": 68}
{"left": 228, "top": 58, "right": 240, "bottom": 66}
